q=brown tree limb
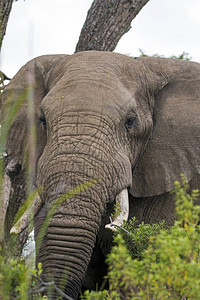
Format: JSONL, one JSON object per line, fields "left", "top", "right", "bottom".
{"left": 0, "top": 0, "right": 13, "bottom": 51}
{"left": 75, "top": 0, "right": 150, "bottom": 53}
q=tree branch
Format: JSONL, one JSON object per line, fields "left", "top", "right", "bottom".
{"left": 0, "top": 0, "right": 13, "bottom": 51}
{"left": 75, "top": 0, "right": 150, "bottom": 53}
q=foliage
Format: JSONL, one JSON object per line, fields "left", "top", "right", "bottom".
{"left": 84, "top": 176, "right": 200, "bottom": 299}
{"left": 82, "top": 290, "right": 110, "bottom": 300}
{"left": 139, "top": 49, "right": 192, "bottom": 60}
{"left": 0, "top": 252, "right": 43, "bottom": 300}
{"left": 2, "top": 175, "right": 199, "bottom": 300}
{"left": 111, "top": 200, "right": 122, "bottom": 220}
{"left": 118, "top": 218, "right": 168, "bottom": 260}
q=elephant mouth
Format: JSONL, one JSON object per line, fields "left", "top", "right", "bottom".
{"left": 10, "top": 188, "right": 129, "bottom": 234}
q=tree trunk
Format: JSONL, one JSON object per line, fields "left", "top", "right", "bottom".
{"left": 0, "top": 0, "right": 13, "bottom": 51}
{"left": 75, "top": 0, "right": 150, "bottom": 53}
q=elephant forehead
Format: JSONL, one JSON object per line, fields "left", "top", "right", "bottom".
{"left": 48, "top": 64, "right": 134, "bottom": 92}
{"left": 46, "top": 51, "right": 141, "bottom": 91}
{"left": 64, "top": 51, "right": 134, "bottom": 74}
{"left": 42, "top": 75, "right": 137, "bottom": 117}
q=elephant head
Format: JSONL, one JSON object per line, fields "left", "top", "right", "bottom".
{"left": 2, "top": 51, "right": 200, "bottom": 299}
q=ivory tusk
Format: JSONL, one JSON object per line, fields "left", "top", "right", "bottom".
{"left": 10, "top": 192, "right": 42, "bottom": 234}
{"left": 105, "top": 188, "right": 129, "bottom": 231}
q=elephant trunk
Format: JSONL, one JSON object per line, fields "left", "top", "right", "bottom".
{"left": 44, "top": 210, "right": 100, "bottom": 298}
{"left": 36, "top": 171, "right": 108, "bottom": 299}
{"left": 35, "top": 119, "right": 132, "bottom": 298}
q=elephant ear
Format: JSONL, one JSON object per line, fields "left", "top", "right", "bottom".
{"left": 131, "top": 57, "right": 200, "bottom": 197}
{"left": 2, "top": 54, "right": 66, "bottom": 167}
{"left": 1, "top": 55, "right": 68, "bottom": 242}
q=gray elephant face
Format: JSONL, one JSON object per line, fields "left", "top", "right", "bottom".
{"left": 36, "top": 53, "right": 154, "bottom": 205}
{"left": 2, "top": 51, "right": 200, "bottom": 299}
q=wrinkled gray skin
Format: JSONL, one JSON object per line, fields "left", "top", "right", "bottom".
{"left": 2, "top": 51, "right": 200, "bottom": 299}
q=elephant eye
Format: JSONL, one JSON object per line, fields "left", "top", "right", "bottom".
{"left": 125, "top": 116, "right": 136, "bottom": 130}
{"left": 39, "top": 117, "right": 46, "bottom": 125}
{"left": 38, "top": 114, "right": 47, "bottom": 129}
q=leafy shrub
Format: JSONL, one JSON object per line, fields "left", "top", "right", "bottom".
{"left": 119, "top": 218, "right": 168, "bottom": 260}
{"left": 0, "top": 254, "right": 29, "bottom": 300}
{"left": 83, "top": 176, "right": 200, "bottom": 299}
{"left": 0, "top": 253, "right": 43, "bottom": 300}
{"left": 139, "top": 49, "right": 192, "bottom": 60}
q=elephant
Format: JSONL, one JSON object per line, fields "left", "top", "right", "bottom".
{"left": 1, "top": 51, "right": 200, "bottom": 299}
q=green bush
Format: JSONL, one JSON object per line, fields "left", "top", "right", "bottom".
{"left": 118, "top": 218, "right": 168, "bottom": 260}
{"left": 139, "top": 49, "right": 192, "bottom": 60}
{"left": 0, "top": 253, "right": 43, "bottom": 300}
{"left": 83, "top": 176, "right": 200, "bottom": 299}
{"left": 0, "top": 254, "right": 29, "bottom": 300}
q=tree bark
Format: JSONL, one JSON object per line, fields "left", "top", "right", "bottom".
{"left": 75, "top": 0, "right": 150, "bottom": 53}
{"left": 0, "top": 0, "right": 13, "bottom": 51}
